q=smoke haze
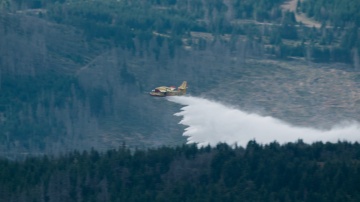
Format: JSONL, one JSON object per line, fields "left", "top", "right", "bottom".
{"left": 168, "top": 96, "right": 360, "bottom": 147}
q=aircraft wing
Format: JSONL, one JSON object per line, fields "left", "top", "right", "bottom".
{"left": 156, "top": 86, "right": 168, "bottom": 92}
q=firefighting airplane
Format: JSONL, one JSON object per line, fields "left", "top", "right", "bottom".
{"left": 150, "top": 81, "right": 187, "bottom": 97}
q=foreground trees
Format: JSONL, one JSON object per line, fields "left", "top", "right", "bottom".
{"left": 1, "top": 141, "right": 360, "bottom": 201}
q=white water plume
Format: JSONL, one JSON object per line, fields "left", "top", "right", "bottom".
{"left": 167, "top": 96, "right": 360, "bottom": 147}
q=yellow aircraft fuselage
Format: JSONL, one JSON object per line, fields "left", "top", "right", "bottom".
{"left": 150, "top": 81, "right": 187, "bottom": 97}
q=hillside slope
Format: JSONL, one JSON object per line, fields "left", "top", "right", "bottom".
{"left": 0, "top": 0, "right": 360, "bottom": 158}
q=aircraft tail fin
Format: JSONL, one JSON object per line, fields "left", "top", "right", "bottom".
{"left": 178, "top": 81, "right": 187, "bottom": 89}
{"left": 178, "top": 81, "right": 187, "bottom": 94}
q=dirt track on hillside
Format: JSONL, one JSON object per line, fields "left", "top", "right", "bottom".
{"left": 281, "top": 0, "right": 322, "bottom": 28}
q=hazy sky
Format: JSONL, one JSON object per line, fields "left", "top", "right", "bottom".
{"left": 168, "top": 96, "right": 360, "bottom": 147}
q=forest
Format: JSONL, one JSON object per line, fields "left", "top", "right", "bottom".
{"left": 2, "top": 0, "right": 360, "bottom": 62}
{"left": 299, "top": 0, "right": 360, "bottom": 27}
{"left": 1, "top": 141, "right": 360, "bottom": 201}
{"left": 1, "top": 0, "right": 360, "bottom": 201}
{"left": 1, "top": 0, "right": 360, "bottom": 155}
